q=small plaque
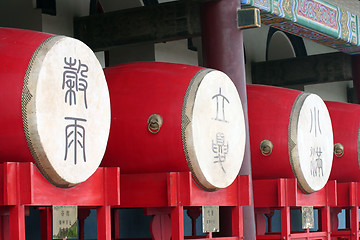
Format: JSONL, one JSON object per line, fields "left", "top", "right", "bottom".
{"left": 301, "top": 206, "right": 314, "bottom": 229}
{"left": 53, "top": 205, "right": 78, "bottom": 239}
{"left": 202, "top": 206, "right": 220, "bottom": 233}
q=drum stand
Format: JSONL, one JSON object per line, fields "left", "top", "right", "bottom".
{"left": 113, "top": 172, "right": 251, "bottom": 240}
{"left": 253, "top": 178, "right": 337, "bottom": 240}
{"left": 0, "top": 162, "right": 120, "bottom": 240}
{"left": 330, "top": 182, "right": 360, "bottom": 239}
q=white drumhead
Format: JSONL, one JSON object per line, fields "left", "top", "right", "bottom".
{"left": 22, "top": 36, "right": 111, "bottom": 188}
{"left": 182, "top": 69, "right": 246, "bottom": 191}
{"left": 289, "top": 93, "right": 333, "bottom": 193}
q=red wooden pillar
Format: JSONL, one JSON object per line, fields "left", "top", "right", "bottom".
{"left": 97, "top": 206, "right": 111, "bottom": 240}
{"left": 1, "top": 215, "right": 10, "bottom": 240}
{"left": 78, "top": 208, "right": 91, "bottom": 240}
{"left": 112, "top": 209, "right": 120, "bottom": 239}
{"left": 171, "top": 206, "right": 184, "bottom": 240}
{"left": 281, "top": 207, "right": 291, "bottom": 240}
{"left": 201, "top": 1, "right": 255, "bottom": 239}
{"left": 350, "top": 206, "right": 359, "bottom": 240}
{"left": 40, "top": 207, "right": 52, "bottom": 240}
{"left": 232, "top": 206, "right": 243, "bottom": 238}
{"left": 321, "top": 207, "right": 331, "bottom": 239}
{"left": 9, "top": 205, "right": 25, "bottom": 240}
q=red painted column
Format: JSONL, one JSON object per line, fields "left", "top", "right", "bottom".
{"left": 201, "top": 1, "right": 256, "bottom": 239}
{"left": 97, "top": 206, "right": 111, "bottom": 240}
{"left": 321, "top": 207, "right": 331, "bottom": 239}
{"left": 40, "top": 207, "right": 52, "bottom": 240}
{"left": 350, "top": 206, "right": 359, "bottom": 240}
{"left": 281, "top": 207, "right": 291, "bottom": 240}
{"left": 9, "top": 205, "right": 25, "bottom": 240}
{"left": 171, "top": 206, "right": 184, "bottom": 240}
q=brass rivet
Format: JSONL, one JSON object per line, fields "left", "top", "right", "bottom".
{"left": 147, "top": 114, "right": 163, "bottom": 134}
{"left": 334, "top": 143, "right": 344, "bottom": 157}
{"left": 260, "top": 140, "right": 273, "bottom": 156}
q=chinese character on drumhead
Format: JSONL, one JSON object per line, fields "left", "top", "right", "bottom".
{"left": 62, "top": 57, "right": 88, "bottom": 109}
{"left": 64, "top": 117, "right": 87, "bottom": 165}
{"left": 310, "top": 146, "right": 323, "bottom": 177}
{"left": 309, "top": 107, "right": 322, "bottom": 137}
{"left": 212, "top": 88, "right": 229, "bottom": 122}
{"left": 212, "top": 132, "right": 229, "bottom": 173}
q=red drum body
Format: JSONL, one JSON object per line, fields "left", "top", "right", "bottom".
{"left": 102, "top": 62, "right": 246, "bottom": 191}
{"left": 0, "top": 28, "right": 111, "bottom": 187}
{"left": 247, "top": 85, "right": 333, "bottom": 193}
{"left": 0, "top": 28, "right": 51, "bottom": 162}
{"left": 326, "top": 101, "right": 360, "bottom": 182}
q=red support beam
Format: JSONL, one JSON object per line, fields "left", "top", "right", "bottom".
{"left": 97, "top": 206, "right": 112, "bottom": 240}
{"left": 39, "top": 207, "right": 52, "bottom": 240}
{"left": 350, "top": 206, "right": 359, "bottom": 240}
{"left": 171, "top": 206, "right": 184, "bottom": 240}
{"left": 201, "top": 1, "right": 255, "bottom": 238}
{"left": 321, "top": 207, "right": 331, "bottom": 239}
{"left": 280, "top": 207, "right": 291, "bottom": 240}
{"left": 9, "top": 205, "right": 25, "bottom": 240}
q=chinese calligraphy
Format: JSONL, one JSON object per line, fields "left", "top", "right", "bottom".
{"left": 62, "top": 57, "right": 88, "bottom": 109}
{"left": 62, "top": 56, "right": 89, "bottom": 166}
{"left": 309, "top": 107, "right": 323, "bottom": 177}
{"left": 310, "top": 107, "right": 321, "bottom": 137}
{"left": 310, "top": 147, "right": 323, "bottom": 177}
{"left": 64, "top": 117, "right": 87, "bottom": 165}
{"left": 212, "top": 88, "right": 229, "bottom": 122}
{"left": 212, "top": 132, "right": 229, "bottom": 173}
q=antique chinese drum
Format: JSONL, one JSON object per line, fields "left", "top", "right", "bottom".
{"left": 325, "top": 101, "right": 360, "bottom": 182}
{"left": 0, "top": 28, "right": 111, "bottom": 187}
{"left": 102, "top": 62, "right": 246, "bottom": 191}
{"left": 247, "top": 85, "right": 333, "bottom": 193}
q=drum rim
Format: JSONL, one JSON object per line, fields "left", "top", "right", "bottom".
{"left": 21, "top": 35, "right": 71, "bottom": 187}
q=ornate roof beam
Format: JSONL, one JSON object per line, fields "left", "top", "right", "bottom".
{"left": 241, "top": 0, "right": 360, "bottom": 54}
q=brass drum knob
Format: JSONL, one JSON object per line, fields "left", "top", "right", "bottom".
{"left": 334, "top": 143, "right": 344, "bottom": 157}
{"left": 147, "top": 114, "right": 163, "bottom": 134}
{"left": 260, "top": 140, "right": 273, "bottom": 156}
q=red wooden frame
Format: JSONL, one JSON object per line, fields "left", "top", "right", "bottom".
{"left": 115, "top": 172, "right": 251, "bottom": 240}
{"left": 0, "top": 162, "right": 250, "bottom": 240}
{"left": 253, "top": 178, "right": 337, "bottom": 240}
{"left": 330, "top": 182, "right": 360, "bottom": 240}
{"left": 0, "top": 162, "right": 120, "bottom": 240}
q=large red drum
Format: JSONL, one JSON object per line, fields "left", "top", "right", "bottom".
{"left": 102, "top": 62, "right": 246, "bottom": 191}
{"left": 247, "top": 85, "right": 333, "bottom": 193}
{"left": 325, "top": 101, "right": 360, "bottom": 182}
{"left": 0, "top": 28, "right": 111, "bottom": 187}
